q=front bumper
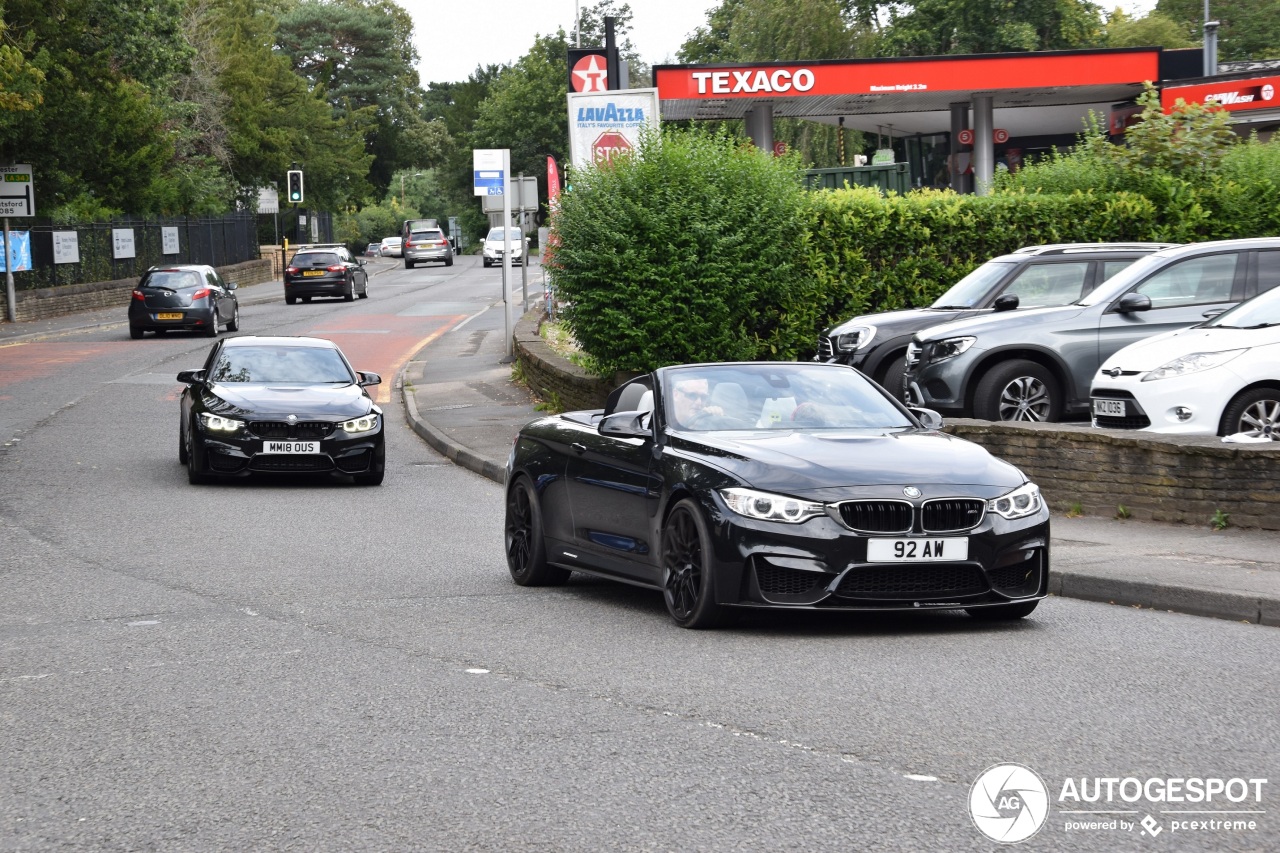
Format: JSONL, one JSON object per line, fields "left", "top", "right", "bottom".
{"left": 196, "top": 421, "right": 384, "bottom": 478}
{"left": 706, "top": 500, "right": 1050, "bottom": 611}
{"left": 1092, "top": 375, "right": 1233, "bottom": 435}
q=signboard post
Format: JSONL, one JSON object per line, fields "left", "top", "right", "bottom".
{"left": 475, "top": 149, "right": 515, "bottom": 360}
{"left": 0, "top": 164, "right": 33, "bottom": 322}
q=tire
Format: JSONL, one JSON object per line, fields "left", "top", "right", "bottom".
{"left": 358, "top": 279, "right": 368, "bottom": 299}
{"left": 661, "top": 499, "right": 728, "bottom": 629}
{"left": 878, "top": 353, "right": 907, "bottom": 402}
{"left": 973, "top": 359, "right": 1062, "bottom": 422}
{"left": 966, "top": 600, "right": 1039, "bottom": 620}
{"left": 343, "top": 280, "right": 354, "bottom": 302}
{"left": 203, "top": 316, "right": 218, "bottom": 337}
{"left": 483, "top": 258, "right": 491, "bottom": 268}
{"left": 286, "top": 295, "right": 297, "bottom": 305}
{"left": 445, "top": 257, "right": 453, "bottom": 267}
{"left": 302, "top": 296, "right": 312, "bottom": 304}
{"left": 226, "top": 303, "right": 239, "bottom": 332}
{"left": 505, "top": 476, "right": 570, "bottom": 586}
{"left": 129, "top": 325, "right": 144, "bottom": 340}
{"left": 1220, "top": 387, "right": 1280, "bottom": 440}
{"left": 352, "top": 443, "right": 385, "bottom": 486}
{"left": 186, "top": 421, "right": 210, "bottom": 485}
{"left": 404, "top": 260, "right": 414, "bottom": 270}
{"left": 178, "top": 415, "right": 189, "bottom": 464}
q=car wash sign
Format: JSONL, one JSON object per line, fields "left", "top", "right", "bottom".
{"left": 1162, "top": 74, "right": 1280, "bottom": 114}
{"left": 567, "top": 88, "right": 660, "bottom": 171}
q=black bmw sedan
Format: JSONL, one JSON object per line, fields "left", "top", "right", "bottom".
{"left": 283, "top": 245, "right": 369, "bottom": 304}
{"left": 128, "top": 265, "right": 240, "bottom": 338}
{"left": 505, "top": 362, "right": 1049, "bottom": 628}
{"left": 178, "top": 336, "right": 385, "bottom": 485}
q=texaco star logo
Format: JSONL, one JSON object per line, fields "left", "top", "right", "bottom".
{"left": 572, "top": 54, "right": 609, "bottom": 92}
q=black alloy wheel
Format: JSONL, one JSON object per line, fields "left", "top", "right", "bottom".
{"left": 505, "top": 477, "right": 569, "bottom": 586}
{"left": 974, "top": 359, "right": 1061, "bottom": 422}
{"left": 185, "top": 419, "right": 210, "bottom": 485}
{"left": 965, "top": 600, "right": 1039, "bottom": 620}
{"left": 177, "top": 414, "right": 188, "bottom": 464}
{"left": 661, "top": 499, "right": 727, "bottom": 629}
{"left": 1220, "top": 388, "right": 1280, "bottom": 440}
{"left": 344, "top": 278, "right": 355, "bottom": 302}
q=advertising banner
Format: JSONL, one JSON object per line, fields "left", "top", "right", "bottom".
{"left": 0, "top": 231, "right": 31, "bottom": 272}
{"left": 566, "top": 88, "right": 660, "bottom": 171}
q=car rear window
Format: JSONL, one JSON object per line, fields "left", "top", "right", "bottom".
{"left": 144, "top": 271, "right": 202, "bottom": 289}
{"left": 293, "top": 252, "right": 339, "bottom": 265}
{"left": 411, "top": 230, "right": 443, "bottom": 241}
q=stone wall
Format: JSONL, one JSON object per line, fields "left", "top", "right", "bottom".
{"left": 513, "top": 312, "right": 1280, "bottom": 530}
{"left": 513, "top": 310, "right": 612, "bottom": 412}
{"left": 12, "top": 259, "right": 274, "bottom": 323}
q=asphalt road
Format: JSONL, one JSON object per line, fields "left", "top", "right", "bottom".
{"left": 1, "top": 256, "right": 1277, "bottom": 851}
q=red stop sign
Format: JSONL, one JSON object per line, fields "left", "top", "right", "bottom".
{"left": 593, "top": 131, "right": 632, "bottom": 165}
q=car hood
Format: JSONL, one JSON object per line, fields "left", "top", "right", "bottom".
{"left": 826, "top": 306, "right": 983, "bottom": 337}
{"left": 674, "top": 429, "right": 1025, "bottom": 499}
{"left": 207, "top": 383, "right": 373, "bottom": 420}
{"left": 916, "top": 303, "right": 1089, "bottom": 343}
{"left": 1099, "top": 326, "right": 1280, "bottom": 372}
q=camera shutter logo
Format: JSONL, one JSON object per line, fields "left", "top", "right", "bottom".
{"left": 969, "top": 763, "right": 1050, "bottom": 843}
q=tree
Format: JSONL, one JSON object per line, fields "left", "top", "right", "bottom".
{"left": 1102, "top": 8, "right": 1196, "bottom": 49}
{"left": 1155, "top": 0, "right": 1280, "bottom": 62}
{"left": 874, "top": 0, "right": 1106, "bottom": 56}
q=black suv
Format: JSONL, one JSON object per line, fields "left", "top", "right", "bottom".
{"left": 817, "top": 243, "right": 1173, "bottom": 397}
{"left": 283, "top": 245, "right": 369, "bottom": 304}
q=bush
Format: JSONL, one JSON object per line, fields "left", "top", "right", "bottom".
{"left": 550, "top": 127, "right": 819, "bottom": 375}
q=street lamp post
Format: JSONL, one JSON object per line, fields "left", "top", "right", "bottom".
{"left": 400, "top": 172, "right": 424, "bottom": 207}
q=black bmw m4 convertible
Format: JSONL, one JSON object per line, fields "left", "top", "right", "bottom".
{"left": 504, "top": 361, "right": 1049, "bottom": 628}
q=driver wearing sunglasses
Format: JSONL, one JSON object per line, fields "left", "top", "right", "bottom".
{"left": 671, "top": 376, "right": 724, "bottom": 428}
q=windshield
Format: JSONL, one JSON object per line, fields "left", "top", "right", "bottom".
{"left": 1204, "top": 285, "right": 1280, "bottom": 328}
{"left": 1077, "top": 253, "right": 1168, "bottom": 306}
{"left": 486, "top": 228, "right": 518, "bottom": 241}
{"left": 930, "top": 261, "right": 1015, "bottom": 308}
{"left": 663, "top": 364, "right": 914, "bottom": 432}
{"left": 209, "top": 346, "right": 355, "bottom": 384}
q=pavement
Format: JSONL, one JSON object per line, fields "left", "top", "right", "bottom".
{"left": 5, "top": 273, "right": 1280, "bottom": 627}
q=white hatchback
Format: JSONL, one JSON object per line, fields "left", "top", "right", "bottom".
{"left": 1091, "top": 284, "right": 1280, "bottom": 440}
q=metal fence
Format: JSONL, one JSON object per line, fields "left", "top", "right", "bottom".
{"left": 9, "top": 214, "right": 264, "bottom": 291}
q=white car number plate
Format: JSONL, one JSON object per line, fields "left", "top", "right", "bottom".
{"left": 1093, "top": 398, "right": 1125, "bottom": 417}
{"left": 867, "top": 537, "right": 968, "bottom": 562}
{"left": 262, "top": 440, "right": 319, "bottom": 454}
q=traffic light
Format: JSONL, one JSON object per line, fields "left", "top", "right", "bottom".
{"left": 287, "top": 170, "right": 304, "bottom": 203}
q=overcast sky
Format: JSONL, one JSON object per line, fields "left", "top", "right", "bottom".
{"left": 403, "top": 1, "right": 1162, "bottom": 87}
{"left": 404, "top": 0, "right": 722, "bottom": 86}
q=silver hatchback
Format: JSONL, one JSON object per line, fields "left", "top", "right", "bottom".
{"left": 903, "top": 238, "right": 1280, "bottom": 422}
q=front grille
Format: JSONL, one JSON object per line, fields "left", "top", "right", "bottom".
{"left": 921, "top": 499, "right": 986, "bottom": 532}
{"left": 250, "top": 455, "right": 333, "bottom": 472}
{"left": 837, "top": 500, "right": 913, "bottom": 533}
{"left": 989, "top": 561, "right": 1041, "bottom": 594}
{"left": 835, "top": 565, "right": 987, "bottom": 598}
{"left": 756, "top": 564, "right": 823, "bottom": 596}
{"left": 335, "top": 449, "right": 372, "bottom": 473}
{"left": 250, "top": 421, "right": 336, "bottom": 440}
{"left": 817, "top": 336, "right": 834, "bottom": 360}
{"left": 1092, "top": 390, "right": 1151, "bottom": 429}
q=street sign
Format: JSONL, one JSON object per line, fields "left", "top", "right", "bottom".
{"left": 482, "top": 176, "right": 538, "bottom": 213}
{"left": 592, "top": 131, "right": 632, "bottom": 165}
{"left": 258, "top": 187, "right": 279, "bottom": 214}
{"left": 0, "top": 165, "right": 34, "bottom": 217}
{"left": 473, "top": 149, "right": 506, "bottom": 196}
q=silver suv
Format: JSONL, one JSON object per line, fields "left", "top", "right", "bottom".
{"left": 817, "top": 243, "right": 1171, "bottom": 398}
{"left": 903, "top": 238, "right": 1280, "bottom": 422}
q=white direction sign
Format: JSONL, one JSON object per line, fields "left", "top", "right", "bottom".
{"left": 0, "top": 164, "right": 34, "bottom": 217}
{"left": 473, "top": 149, "right": 507, "bottom": 196}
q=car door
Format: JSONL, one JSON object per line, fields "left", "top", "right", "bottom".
{"left": 203, "top": 269, "right": 230, "bottom": 323}
{"left": 565, "top": 426, "right": 660, "bottom": 582}
{"left": 1091, "top": 250, "right": 1246, "bottom": 395}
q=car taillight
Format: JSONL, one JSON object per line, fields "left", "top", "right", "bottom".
{"left": 327, "top": 264, "right": 344, "bottom": 272}
{"left": 285, "top": 266, "right": 299, "bottom": 275}
{"left": 404, "top": 241, "right": 415, "bottom": 248}
{"left": 192, "top": 288, "right": 211, "bottom": 300}
{"left": 132, "top": 290, "right": 145, "bottom": 300}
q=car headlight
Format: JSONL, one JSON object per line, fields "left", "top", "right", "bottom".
{"left": 199, "top": 412, "right": 243, "bottom": 432}
{"left": 988, "top": 483, "right": 1042, "bottom": 520}
{"left": 834, "top": 325, "right": 876, "bottom": 352}
{"left": 1141, "top": 349, "right": 1246, "bottom": 382}
{"left": 720, "top": 488, "right": 826, "bottom": 523}
{"left": 926, "top": 336, "right": 976, "bottom": 363}
{"left": 341, "top": 413, "right": 380, "bottom": 434}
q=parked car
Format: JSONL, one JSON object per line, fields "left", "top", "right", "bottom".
{"left": 365, "top": 243, "right": 380, "bottom": 257}
{"left": 379, "top": 236, "right": 402, "bottom": 257}
{"left": 128, "top": 264, "right": 240, "bottom": 339}
{"left": 818, "top": 243, "right": 1173, "bottom": 398}
{"left": 504, "top": 361, "right": 1049, "bottom": 628}
{"left": 177, "top": 335, "right": 385, "bottom": 485}
{"left": 403, "top": 225, "right": 454, "bottom": 269}
{"left": 283, "top": 245, "right": 369, "bottom": 304}
{"left": 903, "top": 238, "right": 1280, "bottom": 422}
{"left": 482, "top": 227, "right": 526, "bottom": 267}
{"left": 1091, "top": 281, "right": 1280, "bottom": 440}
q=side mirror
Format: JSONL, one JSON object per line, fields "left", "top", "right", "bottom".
{"left": 177, "top": 369, "right": 205, "bottom": 385}
{"left": 225, "top": 281, "right": 238, "bottom": 291}
{"left": 599, "top": 410, "right": 650, "bottom": 439}
{"left": 356, "top": 259, "right": 366, "bottom": 266}
{"left": 1114, "top": 292, "right": 1152, "bottom": 314}
{"left": 992, "top": 293, "right": 1019, "bottom": 312}
{"left": 909, "top": 407, "right": 944, "bottom": 430}
{"left": 1202, "top": 308, "right": 1226, "bottom": 319}
{"left": 358, "top": 371, "right": 382, "bottom": 387}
